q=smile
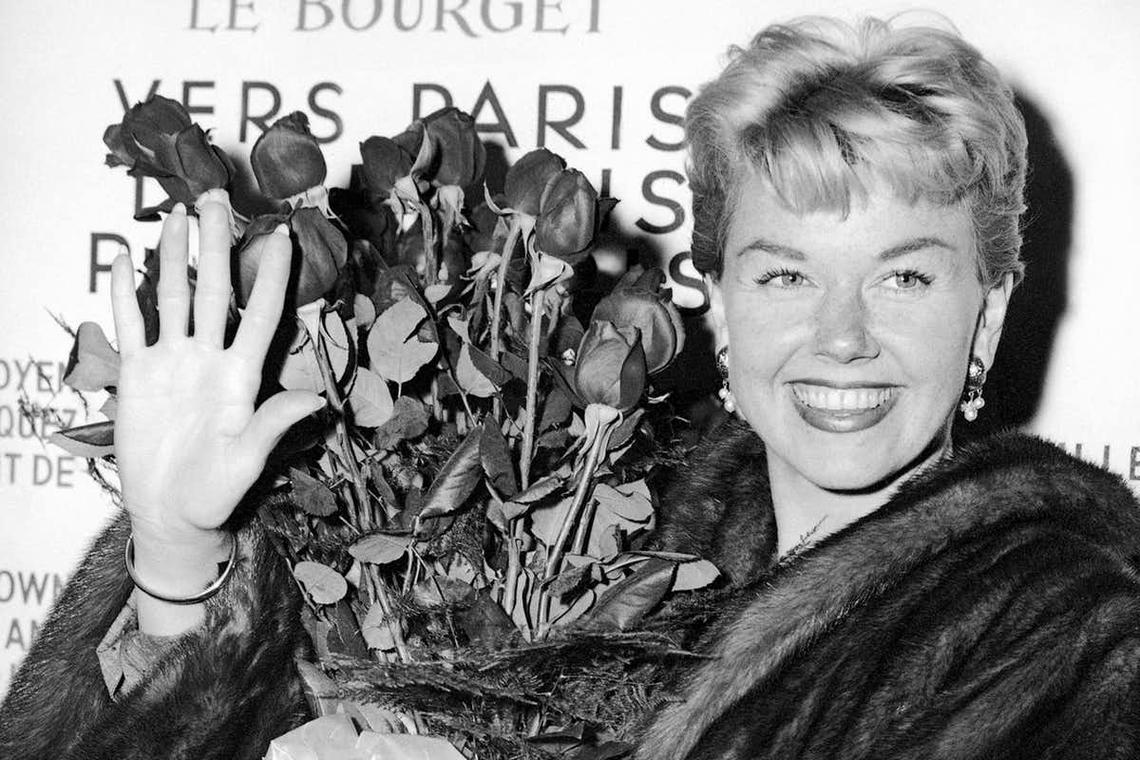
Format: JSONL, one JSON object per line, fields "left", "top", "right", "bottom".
{"left": 789, "top": 383, "right": 898, "bottom": 433}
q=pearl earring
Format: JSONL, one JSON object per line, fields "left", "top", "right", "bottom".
{"left": 960, "top": 356, "right": 987, "bottom": 422}
{"left": 716, "top": 346, "right": 736, "bottom": 413}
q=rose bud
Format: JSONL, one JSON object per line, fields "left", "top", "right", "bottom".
{"left": 251, "top": 112, "right": 328, "bottom": 200}
{"left": 535, "top": 170, "right": 598, "bottom": 260}
{"left": 153, "top": 124, "right": 234, "bottom": 207}
{"left": 360, "top": 135, "right": 416, "bottom": 201}
{"left": 591, "top": 268, "right": 686, "bottom": 375}
{"left": 504, "top": 149, "right": 565, "bottom": 216}
{"left": 574, "top": 321, "right": 647, "bottom": 413}
{"left": 415, "top": 107, "right": 486, "bottom": 188}
{"left": 109, "top": 96, "right": 193, "bottom": 169}
{"left": 236, "top": 208, "right": 347, "bottom": 308}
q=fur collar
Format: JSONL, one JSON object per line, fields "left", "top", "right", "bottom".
{"left": 638, "top": 419, "right": 1140, "bottom": 760}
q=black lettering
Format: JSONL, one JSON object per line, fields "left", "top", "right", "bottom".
{"left": 6, "top": 619, "right": 24, "bottom": 651}
{"left": 636, "top": 169, "right": 685, "bottom": 234}
{"left": 113, "top": 79, "right": 161, "bottom": 112}
{"left": 14, "top": 360, "right": 33, "bottom": 392}
{"left": 537, "top": 85, "right": 584, "bottom": 149}
{"left": 18, "top": 572, "right": 49, "bottom": 605}
{"left": 0, "top": 407, "right": 11, "bottom": 438}
{"left": 394, "top": 0, "right": 424, "bottom": 30}
{"left": 470, "top": 81, "right": 517, "bottom": 147}
{"left": 598, "top": 168, "right": 611, "bottom": 198}
{"left": 646, "top": 86, "right": 690, "bottom": 151}
{"left": 227, "top": 0, "right": 259, "bottom": 31}
{"left": 57, "top": 456, "right": 75, "bottom": 489}
{"left": 297, "top": 0, "right": 335, "bottom": 30}
{"left": 343, "top": 0, "right": 383, "bottom": 30}
{"left": 188, "top": 0, "right": 219, "bottom": 32}
{"left": 90, "top": 233, "right": 128, "bottom": 293}
{"left": 35, "top": 362, "right": 52, "bottom": 394}
{"left": 0, "top": 571, "right": 11, "bottom": 602}
{"left": 668, "top": 251, "right": 710, "bottom": 314}
{"left": 588, "top": 0, "right": 600, "bottom": 32}
{"left": 181, "top": 81, "right": 216, "bottom": 116}
{"left": 413, "top": 83, "right": 452, "bottom": 120}
{"left": 32, "top": 456, "right": 51, "bottom": 487}
{"left": 435, "top": 0, "right": 477, "bottom": 37}
{"left": 1130, "top": 447, "right": 1140, "bottom": 480}
{"left": 240, "top": 81, "right": 281, "bottom": 142}
{"left": 482, "top": 0, "right": 522, "bottom": 31}
{"left": 3, "top": 453, "right": 18, "bottom": 483}
{"left": 307, "top": 82, "right": 344, "bottom": 144}
{"left": 610, "top": 85, "right": 622, "bottom": 150}
{"left": 534, "top": 0, "right": 567, "bottom": 33}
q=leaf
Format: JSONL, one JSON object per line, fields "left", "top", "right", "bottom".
{"left": 49, "top": 422, "right": 115, "bottom": 458}
{"left": 290, "top": 468, "right": 338, "bottom": 516}
{"left": 416, "top": 425, "right": 483, "bottom": 526}
{"left": 279, "top": 330, "right": 324, "bottom": 393}
{"left": 367, "top": 297, "right": 438, "bottom": 383}
{"left": 455, "top": 343, "right": 497, "bottom": 397}
{"left": 424, "top": 283, "right": 452, "bottom": 303}
{"left": 319, "top": 309, "right": 356, "bottom": 389}
{"left": 348, "top": 367, "right": 394, "bottom": 427}
{"left": 672, "top": 558, "right": 721, "bottom": 592}
{"left": 349, "top": 533, "right": 411, "bottom": 564}
{"left": 466, "top": 343, "right": 513, "bottom": 386}
{"left": 293, "top": 561, "right": 348, "bottom": 605}
{"left": 353, "top": 733, "right": 466, "bottom": 760}
{"left": 63, "top": 322, "right": 121, "bottom": 392}
{"left": 99, "top": 395, "right": 118, "bottom": 421}
{"left": 479, "top": 418, "right": 517, "bottom": 497}
{"left": 411, "top": 575, "right": 478, "bottom": 608}
{"left": 360, "top": 602, "right": 398, "bottom": 650}
{"left": 373, "top": 396, "right": 430, "bottom": 450}
{"left": 593, "top": 482, "right": 653, "bottom": 525}
{"left": 529, "top": 495, "right": 571, "bottom": 547}
{"left": 577, "top": 558, "right": 675, "bottom": 631}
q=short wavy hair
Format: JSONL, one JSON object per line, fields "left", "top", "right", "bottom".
{"left": 686, "top": 16, "right": 1027, "bottom": 288}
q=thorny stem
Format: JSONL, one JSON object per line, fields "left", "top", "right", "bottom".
{"left": 490, "top": 219, "right": 522, "bottom": 421}
{"left": 418, "top": 199, "right": 438, "bottom": 286}
{"left": 519, "top": 287, "right": 545, "bottom": 491}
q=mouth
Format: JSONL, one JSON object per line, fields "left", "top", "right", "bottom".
{"left": 789, "top": 382, "right": 898, "bottom": 433}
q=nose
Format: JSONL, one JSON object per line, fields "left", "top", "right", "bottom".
{"left": 813, "top": 286, "right": 880, "bottom": 363}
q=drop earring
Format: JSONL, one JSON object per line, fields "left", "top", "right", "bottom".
{"left": 716, "top": 346, "right": 736, "bottom": 413}
{"left": 959, "top": 356, "right": 987, "bottom": 422}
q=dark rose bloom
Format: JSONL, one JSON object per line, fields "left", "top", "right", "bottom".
{"left": 236, "top": 208, "right": 347, "bottom": 307}
{"left": 574, "top": 321, "right": 647, "bottom": 412}
{"left": 504, "top": 149, "right": 566, "bottom": 216}
{"left": 591, "top": 268, "right": 685, "bottom": 374}
{"left": 103, "top": 96, "right": 232, "bottom": 209}
{"left": 251, "top": 112, "right": 328, "bottom": 200}
{"left": 359, "top": 135, "right": 416, "bottom": 201}
{"left": 534, "top": 169, "right": 598, "bottom": 260}
{"left": 403, "top": 107, "right": 486, "bottom": 188}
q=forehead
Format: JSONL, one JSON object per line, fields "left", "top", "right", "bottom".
{"left": 724, "top": 172, "right": 976, "bottom": 264}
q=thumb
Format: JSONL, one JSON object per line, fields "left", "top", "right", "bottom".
{"left": 242, "top": 390, "right": 326, "bottom": 460}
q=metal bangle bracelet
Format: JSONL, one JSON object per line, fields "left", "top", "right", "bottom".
{"left": 124, "top": 531, "right": 238, "bottom": 605}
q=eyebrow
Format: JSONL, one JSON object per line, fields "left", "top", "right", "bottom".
{"left": 734, "top": 236, "right": 958, "bottom": 261}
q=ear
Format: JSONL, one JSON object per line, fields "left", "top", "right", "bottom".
{"left": 706, "top": 275, "right": 730, "bottom": 349}
{"left": 971, "top": 273, "right": 1014, "bottom": 369}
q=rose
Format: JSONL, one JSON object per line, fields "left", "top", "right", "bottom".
{"left": 103, "top": 96, "right": 232, "bottom": 211}
{"left": 251, "top": 112, "right": 328, "bottom": 200}
{"left": 534, "top": 170, "right": 599, "bottom": 261}
{"left": 574, "top": 321, "right": 647, "bottom": 413}
{"left": 236, "top": 208, "right": 347, "bottom": 308}
{"left": 359, "top": 134, "right": 417, "bottom": 201}
{"left": 591, "top": 269, "right": 685, "bottom": 374}
{"left": 504, "top": 149, "right": 566, "bottom": 216}
{"left": 407, "top": 107, "right": 486, "bottom": 189}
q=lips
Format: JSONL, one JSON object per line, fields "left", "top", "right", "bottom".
{"left": 789, "top": 382, "right": 898, "bottom": 433}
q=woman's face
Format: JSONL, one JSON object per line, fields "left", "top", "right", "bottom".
{"left": 712, "top": 173, "right": 1011, "bottom": 492}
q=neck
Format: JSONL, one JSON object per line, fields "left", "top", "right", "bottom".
{"left": 767, "top": 433, "right": 952, "bottom": 557}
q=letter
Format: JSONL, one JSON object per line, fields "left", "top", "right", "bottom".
{"left": 228, "top": 0, "right": 259, "bottom": 31}
{"left": 470, "top": 80, "right": 517, "bottom": 147}
{"left": 0, "top": 406, "right": 12, "bottom": 438}
{"left": 668, "top": 252, "right": 710, "bottom": 313}
{"left": 1130, "top": 446, "right": 1140, "bottom": 480}
{"left": 435, "top": 0, "right": 477, "bottom": 37}
{"left": 481, "top": 0, "right": 521, "bottom": 31}
{"left": 598, "top": 168, "right": 611, "bottom": 198}
{"left": 308, "top": 82, "right": 344, "bottom": 144}
{"left": 240, "top": 81, "right": 282, "bottom": 142}
{"left": 181, "top": 80, "right": 216, "bottom": 116}
{"left": 0, "top": 361, "right": 8, "bottom": 390}
{"left": 297, "top": 0, "right": 335, "bottom": 30}
{"left": 537, "top": 85, "right": 585, "bottom": 149}
{"left": 342, "top": 0, "right": 383, "bottom": 30}
{"left": 56, "top": 456, "right": 75, "bottom": 489}
{"left": 3, "top": 453, "right": 18, "bottom": 483}
{"left": 394, "top": 0, "right": 424, "bottom": 29}
{"left": 413, "top": 83, "right": 452, "bottom": 120}
{"left": 113, "top": 79, "right": 162, "bottom": 113}
{"left": 6, "top": 619, "right": 24, "bottom": 651}
{"left": 588, "top": 0, "right": 600, "bottom": 32}
{"left": 534, "top": 0, "right": 567, "bottom": 33}
{"left": 611, "top": 85, "right": 622, "bottom": 150}
{"left": 188, "top": 0, "right": 219, "bottom": 32}
{"left": 646, "top": 86, "right": 690, "bottom": 151}
{"left": 53, "top": 574, "right": 64, "bottom": 605}
{"left": 18, "top": 410, "right": 36, "bottom": 440}
{"left": 636, "top": 169, "right": 686, "bottom": 234}
{"left": 14, "top": 360, "right": 33, "bottom": 392}
{"left": 35, "top": 361, "right": 52, "bottom": 394}
{"left": 0, "top": 571, "right": 12, "bottom": 603}
{"left": 32, "top": 455, "right": 52, "bottom": 487}
{"left": 90, "top": 233, "right": 128, "bottom": 293}
{"left": 18, "top": 572, "right": 49, "bottom": 606}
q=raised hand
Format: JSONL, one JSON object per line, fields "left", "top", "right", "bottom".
{"left": 110, "top": 199, "right": 323, "bottom": 630}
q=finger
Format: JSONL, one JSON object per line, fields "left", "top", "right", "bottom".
{"left": 193, "top": 199, "right": 234, "bottom": 347}
{"left": 111, "top": 253, "right": 145, "bottom": 356}
{"left": 230, "top": 225, "right": 293, "bottom": 363}
{"left": 157, "top": 204, "right": 190, "bottom": 342}
{"left": 239, "top": 390, "right": 325, "bottom": 463}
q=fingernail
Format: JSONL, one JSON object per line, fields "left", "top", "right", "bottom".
{"left": 171, "top": 203, "right": 186, "bottom": 216}
{"left": 273, "top": 224, "right": 289, "bottom": 236}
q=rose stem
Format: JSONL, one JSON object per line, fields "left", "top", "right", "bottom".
{"left": 519, "top": 286, "right": 545, "bottom": 491}
{"left": 489, "top": 219, "right": 522, "bottom": 421}
{"left": 418, "top": 199, "right": 438, "bottom": 286}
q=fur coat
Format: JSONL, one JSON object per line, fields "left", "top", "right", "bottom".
{"left": 3, "top": 420, "right": 1140, "bottom": 759}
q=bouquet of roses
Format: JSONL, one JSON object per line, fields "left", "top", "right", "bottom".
{"left": 51, "top": 95, "right": 718, "bottom": 759}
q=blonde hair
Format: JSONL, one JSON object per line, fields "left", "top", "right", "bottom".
{"left": 686, "top": 16, "right": 1027, "bottom": 288}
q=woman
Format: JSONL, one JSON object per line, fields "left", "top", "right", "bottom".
{"left": 3, "top": 15, "right": 1139, "bottom": 760}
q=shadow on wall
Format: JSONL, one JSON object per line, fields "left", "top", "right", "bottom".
{"left": 961, "top": 92, "right": 1074, "bottom": 441}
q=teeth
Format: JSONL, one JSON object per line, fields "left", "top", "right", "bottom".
{"left": 793, "top": 384, "right": 893, "bottom": 412}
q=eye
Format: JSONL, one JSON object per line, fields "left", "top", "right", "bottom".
{"left": 755, "top": 268, "right": 806, "bottom": 288}
{"left": 887, "top": 269, "right": 933, "bottom": 290}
